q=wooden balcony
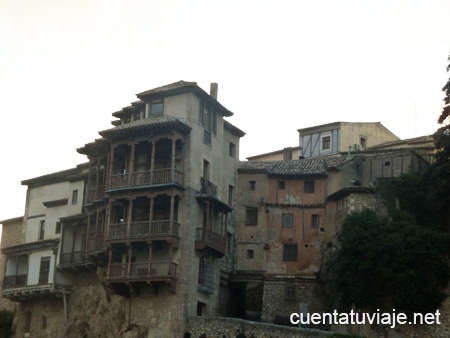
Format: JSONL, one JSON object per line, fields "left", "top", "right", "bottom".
{"left": 59, "top": 251, "right": 92, "bottom": 271}
{"left": 200, "top": 178, "right": 217, "bottom": 196}
{"left": 107, "top": 261, "right": 177, "bottom": 285}
{"left": 195, "top": 228, "right": 226, "bottom": 257}
{"left": 86, "top": 233, "right": 105, "bottom": 252}
{"left": 109, "top": 168, "right": 183, "bottom": 190}
{"left": 107, "top": 220, "right": 180, "bottom": 242}
{"left": 2, "top": 274, "right": 27, "bottom": 289}
{"left": 86, "top": 184, "right": 106, "bottom": 203}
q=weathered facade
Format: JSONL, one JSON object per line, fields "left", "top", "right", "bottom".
{"left": 0, "top": 81, "right": 245, "bottom": 338}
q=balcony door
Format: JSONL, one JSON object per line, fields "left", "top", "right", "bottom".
{"left": 38, "top": 257, "right": 50, "bottom": 284}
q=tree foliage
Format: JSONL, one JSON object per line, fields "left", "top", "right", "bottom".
{"left": 0, "top": 309, "right": 13, "bottom": 338}
{"left": 333, "top": 209, "right": 450, "bottom": 316}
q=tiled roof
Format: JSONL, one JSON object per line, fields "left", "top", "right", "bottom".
{"left": 366, "top": 135, "right": 434, "bottom": 150}
{"left": 246, "top": 146, "right": 300, "bottom": 161}
{"left": 270, "top": 159, "right": 327, "bottom": 176}
{"left": 21, "top": 164, "right": 88, "bottom": 188}
{"left": 137, "top": 81, "right": 197, "bottom": 97}
{"left": 99, "top": 116, "right": 191, "bottom": 139}
{"left": 238, "top": 161, "right": 277, "bottom": 173}
{"left": 238, "top": 156, "right": 347, "bottom": 176}
{"left": 224, "top": 120, "right": 246, "bottom": 137}
{"left": 136, "top": 80, "right": 233, "bottom": 117}
{"left": 77, "top": 138, "right": 110, "bottom": 155}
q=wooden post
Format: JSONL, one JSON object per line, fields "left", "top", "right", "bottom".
{"left": 171, "top": 137, "right": 176, "bottom": 182}
{"left": 127, "top": 246, "right": 132, "bottom": 278}
{"left": 127, "top": 199, "right": 133, "bottom": 238}
{"left": 149, "top": 196, "right": 154, "bottom": 235}
{"left": 147, "top": 242, "right": 152, "bottom": 277}
{"left": 107, "top": 249, "right": 112, "bottom": 277}
{"left": 109, "top": 145, "right": 115, "bottom": 188}
{"left": 129, "top": 143, "right": 135, "bottom": 185}
{"left": 150, "top": 141, "right": 156, "bottom": 184}
{"left": 169, "top": 193, "right": 175, "bottom": 235}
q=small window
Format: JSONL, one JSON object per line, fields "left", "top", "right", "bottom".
{"left": 321, "top": 136, "right": 331, "bottom": 150}
{"left": 384, "top": 161, "right": 391, "bottom": 167}
{"left": 38, "top": 220, "right": 45, "bottom": 240}
{"left": 278, "top": 181, "right": 285, "bottom": 190}
{"left": 360, "top": 136, "right": 367, "bottom": 149}
{"left": 55, "top": 222, "right": 61, "bottom": 234}
{"left": 246, "top": 249, "right": 254, "bottom": 259}
{"left": 283, "top": 244, "right": 298, "bottom": 261}
{"left": 282, "top": 214, "right": 293, "bottom": 228}
{"left": 304, "top": 181, "right": 315, "bottom": 193}
{"left": 150, "top": 101, "right": 164, "bottom": 117}
{"left": 71, "top": 190, "right": 78, "bottom": 205}
{"left": 320, "top": 227, "right": 325, "bottom": 232}
{"left": 245, "top": 207, "right": 258, "bottom": 225}
{"left": 285, "top": 285, "right": 296, "bottom": 299}
{"left": 229, "top": 143, "right": 236, "bottom": 157}
{"left": 228, "top": 185, "right": 234, "bottom": 206}
{"left": 249, "top": 181, "right": 256, "bottom": 191}
{"left": 311, "top": 215, "right": 320, "bottom": 228}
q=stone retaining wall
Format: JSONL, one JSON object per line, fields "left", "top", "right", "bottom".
{"left": 185, "top": 316, "right": 333, "bottom": 338}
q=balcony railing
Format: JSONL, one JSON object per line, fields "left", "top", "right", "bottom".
{"left": 59, "top": 251, "right": 85, "bottom": 266}
{"left": 200, "top": 178, "right": 217, "bottom": 197}
{"left": 110, "top": 168, "right": 183, "bottom": 189}
{"left": 108, "top": 220, "right": 180, "bottom": 240}
{"left": 2, "top": 274, "right": 27, "bottom": 289}
{"left": 108, "top": 261, "right": 177, "bottom": 280}
{"left": 195, "top": 227, "right": 226, "bottom": 254}
{"left": 86, "top": 233, "right": 105, "bottom": 251}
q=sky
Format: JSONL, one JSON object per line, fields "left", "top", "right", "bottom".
{"left": 0, "top": 0, "right": 449, "bottom": 223}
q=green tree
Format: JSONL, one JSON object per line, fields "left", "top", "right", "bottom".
{"left": 333, "top": 209, "right": 450, "bottom": 316}
{"left": 0, "top": 309, "right": 13, "bottom": 338}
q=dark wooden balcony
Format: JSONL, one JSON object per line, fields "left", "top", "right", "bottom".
{"left": 195, "top": 228, "right": 226, "bottom": 257}
{"left": 200, "top": 178, "right": 217, "bottom": 196}
{"left": 58, "top": 251, "right": 92, "bottom": 270}
{"left": 107, "top": 220, "right": 180, "bottom": 242}
{"left": 86, "top": 233, "right": 105, "bottom": 252}
{"left": 107, "top": 261, "right": 177, "bottom": 284}
{"left": 2, "top": 274, "right": 27, "bottom": 289}
{"left": 109, "top": 169, "right": 183, "bottom": 190}
{"left": 86, "top": 184, "right": 106, "bottom": 203}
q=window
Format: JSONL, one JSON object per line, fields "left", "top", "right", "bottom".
{"left": 245, "top": 207, "right": 258, "bottom": 225}
{"left": 72, "top": 189, "right": 78, "bottom": 205}
{"left": 285, "top": 285, "right": 296, "bottom": 299}
{"left": 249, "top": 181, "right": 256, "bottom": 191}
{"left": 321, "top": 136, "right": 331, "bottom": 150}
{"left": 55, "top": 222, "right": 61, "bottom": 234}
{"left": 360, "top": 136, "right": 367, "bottom": 149}
{"left": 304, "top": 180, "right": 315, "bottom": 193}
{"left": 246, "top": 249, "right": 254, "bottom": 259}
{"left": 384, "top": 161, "right": 391, "bottom": 167}
{"left": 282, "top": 213, "right": 293, "bottom": 228}
{"left": 203, "top": 160, "right": 210, "bottom": 180}
{"left": 283, "top": 244, "right": 298, "bottom": 261}
{"left": 148, "top": 101, "right": 164, "bottom": 117}
{"left": 229, "top": 142, "right": 236, "bottom": 157}
{"left": 198, "top": 256, "right": 214, "bottom": 294}
{"left": 38, "top": 257, "right": 50, "bottom": 284}
{"left": 311, "top": 214, "right": 320, "bottom": 228}
{"left": 228, "top": 185, "right": 234, "bottom": 206}
{"left": 38, "top": 220, "right": 45, "bottom": 240}
{"left": 278, "top": 181, "right": 285, "bottom": 190}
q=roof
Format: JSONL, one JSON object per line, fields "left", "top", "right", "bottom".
{"left": 99, "top": 116, "right": 192, "bottom": 139}
{"left": 297, "top": 122, "right": 399, "bottom": 140}
{"left": 0, "top": 216, "right": 24, "bottom": 225}
{"left": 366, "top": 135, "right": 434, "bottom": 150}
{"left": 136, "top": 80, "right": 233, "bottom": 117}
{"left": 247, "top": 146, "right": 300, "bottom": 161}
{"left": 327, "top": 186, "right": 376, "bottom": 200}
{"left": 224, "top": 120, "right": 246, "bottom": 137}
{"left": 77, "top": 138, "right": 110, "bottom": 155}
{"left": 238, "top": 155, "right": 346, "bottom": 177}
{"left": 21, "top": 164, "right": 88, "bottom": 188}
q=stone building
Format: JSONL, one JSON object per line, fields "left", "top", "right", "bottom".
{"left": 0, "top": 81, "right": 245, "bottom": 338}
{"left": 234, "top": 156, "right": 345, "bottom": 325}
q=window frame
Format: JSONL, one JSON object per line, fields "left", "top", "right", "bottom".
{"left": 71, "top": 189, "right": 78, "bottom": 205}
{"left": 282, "top": 213, "right": 293, "bottom": 228}
{"left": 38, "top": 220, "right": 45, "bottom": 240}
{"left": 304, "top": 180, "right": 315, "bottom": 193}
{"left": 283, "top": 244, "right": 298, "bottom": 261}
{"left": 245, "top": 207, "right": 258, "bottom": 226}
{"left": 321, "top": 135, "right": 331, "bottom": 151}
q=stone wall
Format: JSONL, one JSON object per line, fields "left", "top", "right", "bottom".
{"left": 261, "top": 278, "right": 326, "bottom": 325}
{"left": 185, "top": 316, "right": 333, "bottom": 338}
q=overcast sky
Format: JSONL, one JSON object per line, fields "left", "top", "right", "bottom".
{"left": 1, "top": 0, "right": 449, "bottom": 223}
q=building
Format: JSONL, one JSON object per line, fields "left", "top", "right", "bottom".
{"left": 298, "top": 122, "right": 399, "bottom": 158}
{"left": 234, "top": 156, "right": 345, "bottom": 324}
{"left": 0, "top": 81, "right": 245, "bottom": 338}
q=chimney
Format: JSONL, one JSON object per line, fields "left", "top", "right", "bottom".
{"left": 210, "top": 83, "right": 218, "bottom": 100}
{"left": 283, "top": 147, "right": 293, "bottom": 160}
